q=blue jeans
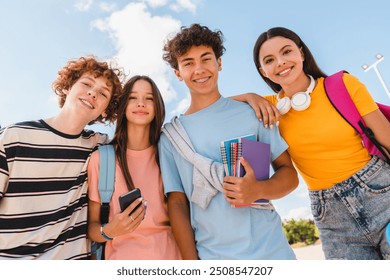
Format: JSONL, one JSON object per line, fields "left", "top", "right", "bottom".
{"left": 309, "top": 156, "right": 390, "bottom": 260}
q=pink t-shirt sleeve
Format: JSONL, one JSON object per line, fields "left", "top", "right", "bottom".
{"left": 87, "top": 150, "right": 101, "bottom": 203}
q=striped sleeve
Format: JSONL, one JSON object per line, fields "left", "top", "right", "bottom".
{"left": 0, "top": 127, "right": 9, "bottom": 199}
{"left": 0, "top": 121, "right": 106, "bottom": 259}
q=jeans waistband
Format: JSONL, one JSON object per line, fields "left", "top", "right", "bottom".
{"left": 309, "top": 156, "right": 385, "bottom": 200}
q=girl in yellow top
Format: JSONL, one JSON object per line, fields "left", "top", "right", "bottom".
{"left": 250, "top": 27, "right": 390, "bottom": 259}
{"left": 87, "top": 75, "right": 181, "bottom": 259}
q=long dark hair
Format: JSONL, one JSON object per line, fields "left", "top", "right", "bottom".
{"left": 253, "top": 27, "right": 327, "bottom": 92}
{"left": 111, "top": 75, "right": 165, "bottom": 191}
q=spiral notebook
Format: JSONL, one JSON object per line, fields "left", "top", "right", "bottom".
{"left": 220, "top": 135, "right": 271, "bottom": 207}
{"left": 220, "top": 134, "right": 256, "bottom": 176}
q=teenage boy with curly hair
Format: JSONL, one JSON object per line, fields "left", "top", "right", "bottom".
{"left": 0, "top": 56, "right": 123, "bottom": 259}
{"left": 159, "top": 24, "right": 298, "bottom": 260}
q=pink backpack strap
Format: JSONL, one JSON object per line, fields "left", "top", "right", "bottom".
{"left": 324, "top": 71, "right": 390, "bottom": 163}
{"left": 324, "top": 70, "right": 366, "bottom": 135}
{"left": 377, "top": 103, "right": 390, "bottom": 120}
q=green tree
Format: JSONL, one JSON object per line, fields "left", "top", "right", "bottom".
{"left": 282, "top": 219, "right": 319, "bottom": 245}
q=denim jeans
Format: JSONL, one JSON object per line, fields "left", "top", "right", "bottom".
{"left": 309, "top": 156, "right": 390, "bottom": 260}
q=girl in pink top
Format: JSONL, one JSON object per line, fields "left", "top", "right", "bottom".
{"left": 87, "top": 75, "right": 181, "bottom": 260}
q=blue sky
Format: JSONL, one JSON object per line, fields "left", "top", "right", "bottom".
{"left": 1, "top": 0, "right": 389, "bottom": 220}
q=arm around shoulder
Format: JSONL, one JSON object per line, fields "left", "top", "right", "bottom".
{"left": 230, "top": 93, "right": 280, "bottom": 127}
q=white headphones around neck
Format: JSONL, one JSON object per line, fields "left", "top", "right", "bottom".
{"left": 276, "top": 75, "right": 316, "bottom": 115}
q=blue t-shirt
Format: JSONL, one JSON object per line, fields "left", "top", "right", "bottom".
{"left": 158, "top": 97, "right": 295, "bottom": 260}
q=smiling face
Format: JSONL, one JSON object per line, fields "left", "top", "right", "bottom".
{"left": 64, "top": 72, "right": 112, "bottom": 122}
{"left": 174, "top": 45, "right": 221, "bottom": 98}
{"left": 125, "top": 79, "right": 155, "bottom": 128}
{"left": 258, "top": 36, "right": 305, "bottom": 88}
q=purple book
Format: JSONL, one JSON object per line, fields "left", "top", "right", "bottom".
{"left": 239, "top": 138, "right": 270, "bottom": 205}
{"left": 240, "top": 138, "right": 270, "bottom": 180}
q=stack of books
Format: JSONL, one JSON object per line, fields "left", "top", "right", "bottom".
{"left": 220, "top": 134, "right": 271, "bottom": 207}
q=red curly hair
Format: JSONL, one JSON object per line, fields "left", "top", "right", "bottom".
{"left": 52, "top": 56, "right": 124, "bottom": 124}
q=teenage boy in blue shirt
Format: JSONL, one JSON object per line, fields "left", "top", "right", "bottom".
{"left": 159, "top": 24, "right": 298, "bottom": 260}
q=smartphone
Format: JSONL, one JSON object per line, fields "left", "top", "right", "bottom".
{"left": 119, "top": 188, "right": 142, "bottom": 213}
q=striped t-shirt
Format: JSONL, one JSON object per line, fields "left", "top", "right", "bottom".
{"left": 0, "top": 120, "right": 108, "bottom": 259}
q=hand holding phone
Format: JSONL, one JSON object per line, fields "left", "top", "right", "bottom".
{"left": 119, "top": 188, "right": 142, "bottom": 213}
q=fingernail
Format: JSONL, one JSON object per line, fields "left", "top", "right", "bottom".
{"left": 264, "top": 124, "right": 268, "bottom": 128}
{"left": 270, "top": 124, "right": 274, "bottom": 130}
{"left": 276, "top": 121, "right": 280, "bottom": 126}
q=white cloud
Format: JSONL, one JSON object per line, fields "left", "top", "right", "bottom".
{"left": 170, "top": 0, "right": 197, "bottom": 13}
{"left": 170, "top": 96, "right": 190, "bottom": 116}
{"left": 283, "top": 207, "right": 313, "bottom": 221}
{"left": 92, "top": 2, "right": 181, "bottom": 103}
{"left": 144, "top": 0, "right": 169, "bottom": 8}
{"left": 74, "top": 0, "right": 93, "bottom": 11}
{"left": 98, "top": 2, "right": 117, "bottom": 12}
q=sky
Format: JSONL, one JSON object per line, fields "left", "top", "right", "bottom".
{"left": 1, "top": 0, "right": 389, "bottom": 221}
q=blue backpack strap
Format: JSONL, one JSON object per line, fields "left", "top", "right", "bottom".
{"left": 91, "top": 145, "right": 116, "bottom": 260}
{"left": 98, "top": 145, "right": 116, "bottom": 224}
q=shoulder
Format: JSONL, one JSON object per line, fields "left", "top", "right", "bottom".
{"left": 0, "top": 120, "right": 43, "bottom": 141}
{"left": 90, "top": 148, "right": 101, "bottom": 160}
{"left": 88, "top": 148, "right": 101, "bottom": 167}
{"left": 326, "top": 71, "right": 377, "bottom": 116}
{"left": 222, "top": 97, "right": 255, "bottom": 113}
{"left": 224, "top": 97, "right": 248, "bottom": 107}
{"left": 81, "top": 128, "right": 107, "bottom": 139}
{"left": 81, "top": 129, "right": 109, "bottom": 145}
{"left": 325, "top": 72, "right": 365, "bottom": 91}
{"left": 340, "top": 72, "right": 371, "bottom": 96}
{"left": 324, "top": 71, "right": 369, "bottom": 96}
{"left": 341, "top": 72, "right": 361, "bottom": 83}
{"left": 158, "top": 131, "right": 172, "bottom": 149}
{"left": 3, "top": 120, "right": 43, "bottom": 131}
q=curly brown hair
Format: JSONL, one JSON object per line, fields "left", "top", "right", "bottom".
{"left": 51, "top": 56, "right": 124, "bottom": 124}
{"left": 163, "top": 23, "right": 225, "bottom": 70}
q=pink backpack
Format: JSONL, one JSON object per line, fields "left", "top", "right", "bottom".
{"left": 324, "top": 70, "right": 390, "bottom": 163}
